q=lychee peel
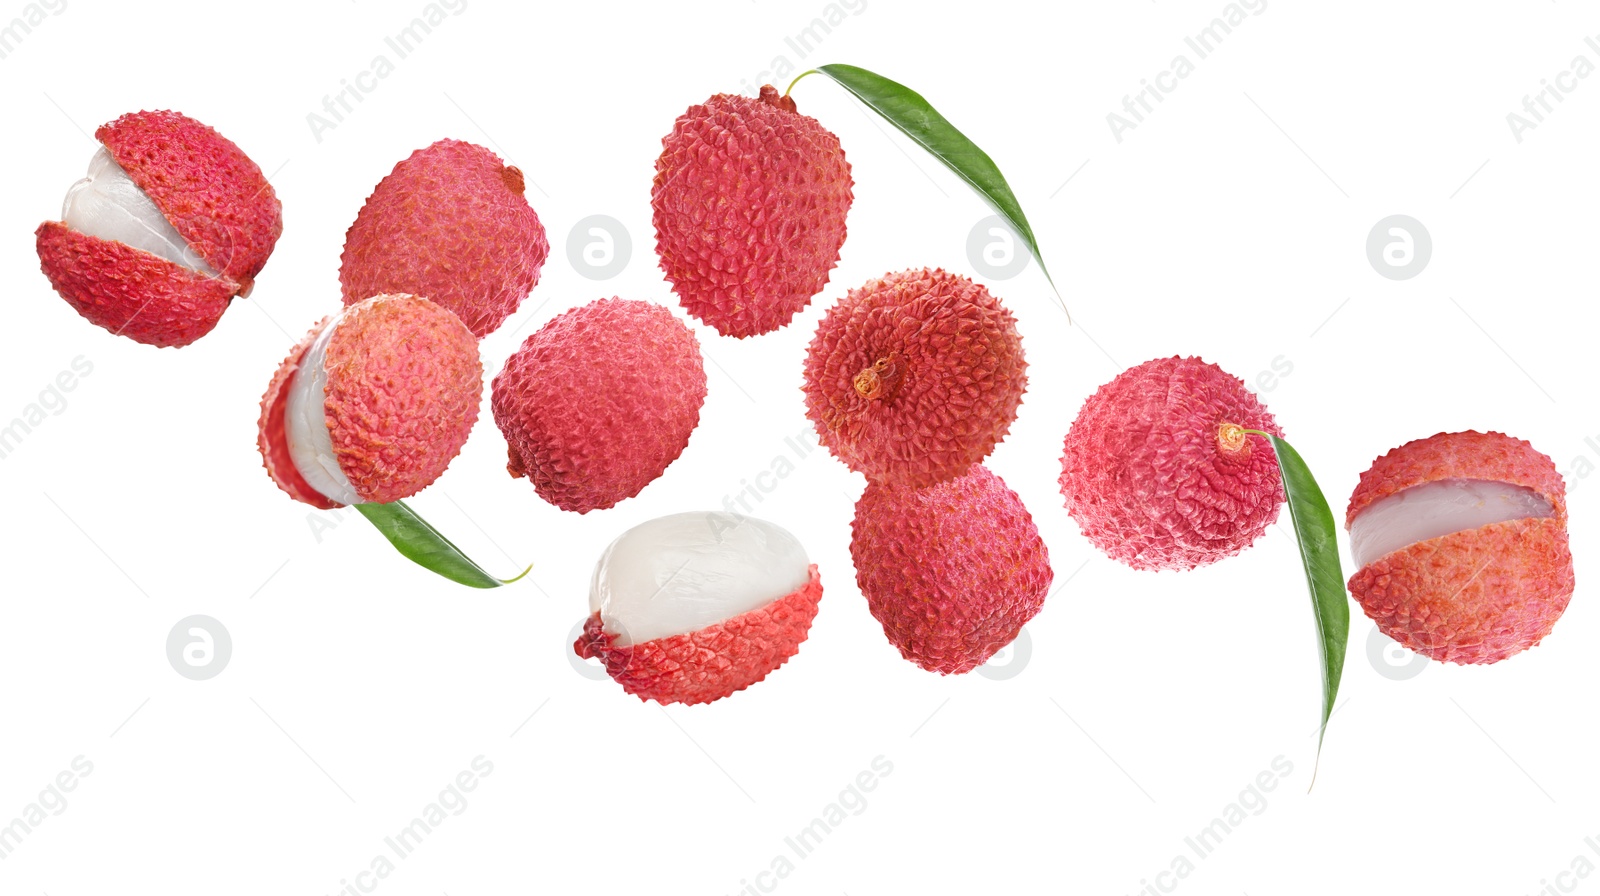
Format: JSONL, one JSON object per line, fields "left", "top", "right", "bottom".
{"left": 804, "top": 268, "right": 1027, "bottom": 487}
{"left": 36, "top": 110, "right": 282, "bottom": 347}
{"left": 652, "top": 85, "right": 852, "bottom": 338}
{"left": 1059, "top": 356, "right": 1284, "bottom": 572}
{"left": 576, "top": 567, "right": 823, "bottom": 706}
{"left": 257, "top": 294, "right": 482, "bottom": 507}
{"left": 1346, "top": 431, "right": 1574, "bottom": 664}
{"left": 491, "top": 299, "right": 706, "bottom": 513}
{"left": 851, "top": 465, "right": 1052, "bottom": 674}
{"left": 341, "top": 139, "right": 548, "bottom": 338}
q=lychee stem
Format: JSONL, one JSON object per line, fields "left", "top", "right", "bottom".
{"left": 501, "top": 166, "right": 527, "bottom": 197}
{"left": 758, "top": 84, "right": 798, "bottom": 113}
{"left": 853, "top": 353, "right": 904, "bottom": 401}
{"left": 1217, "top": 422, "right": 1249, "bottom": 456}
{"left": 786, "top": 69, "right": 820, "bottom": 97}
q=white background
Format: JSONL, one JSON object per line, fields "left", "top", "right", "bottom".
{"left": 2, "top": 1, "right": 1597, "bottom": 894}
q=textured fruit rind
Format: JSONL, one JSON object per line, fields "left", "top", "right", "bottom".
{"left": 803, "top": 268, "right": 1027, "bottom": 488}
{"left": 341, "top": 139, "right": 548, "bottom": 337}
{"left": 99, "top": 109, "right": 283, "bottom": 288}
{"left": 574, "top": 565, "right": 823, "bottom": 705}
{"left": 257, "top": 317, "right": 340, "bottom": 510}
{"left": 851, "top": 465, "right": 1052, "bottom": 674}
{"left": 652, "top": 85, "right": 852, "bottom": 338}
{"left": 491, "top": 299, "right": 707, "bottom": 513}
{"left": 36, "top": 222, "right": 237, "bottom": 348}
{"left": 1346, "top": 430, "right": 1574, "bottom": 665}
{"left": 1059, "top": 356, "right": 1284, "bottom": 572}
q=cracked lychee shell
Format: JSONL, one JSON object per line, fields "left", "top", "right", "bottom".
{"left": 491, "top": 298, "right": 706, "bottom": 513}
{"left": 652, "top": 84, "right": 852, "bottom": 338}
{"left": 575, "top": 512, "right": 823, "bottom": 705}
{"left": 1346, "top": 430, "right": 1575, "bottom": 665}
{"left": 852, "top": 465, "right": 1052, "bottom": 674}
{"left": 1059, "top": 356, "right": 1284, "bottom": 571}
{"left": 36, "top": 110, "right": 283, "bottom": 347}
{"left": 341, "top": 139, "right": 548, "bottom": 338}
{"left": 257, "top": 294, "right": 482, "bottom": 508}
{"left": 803, "top": 268, "right": 1027, "bottom": 487}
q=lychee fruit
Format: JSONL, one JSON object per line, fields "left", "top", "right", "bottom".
{"left": 652, "top": 84, "right": 852, "bottom": 338}
{"left": 257, "top": 294, "right": 482, "bottom": 509}
{"left": 340, "top": 139, "right": 548, "bottom": 338}
{"left": 802, "top": 268, "right": 1027, "bottom": 488}
{"left": 1346, "top": 430, "right": 1575, "bottom": 664}
{"left": 851, "top": 464, "right": 1052, "bottom": 674}
{"left": 35, "top": 110, "right": 283, "bottom": 348}
{"left": 575, "top": 512, "right": 823, "bottom": 705}
{"left": 1059, "top": 356, "right": 1284, "bottom": 572}
{"left": 491, "top": 298, "right": 706, "bottom": 513}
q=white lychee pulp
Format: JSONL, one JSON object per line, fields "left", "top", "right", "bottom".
{"left": 1349, "top": 478, "right": 1554, "bottom": 569}
{"left": 62, "top": 148, "right": 218, "bottom": 277}
{"left": 283, "top": 308, "right": 364, "bottom": 506}
{"left": 590, "top": 512, "right": 811, "bottom": 646}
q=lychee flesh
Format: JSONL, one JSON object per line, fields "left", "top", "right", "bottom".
{"left": 851, "top": 465, "right": 1052, "bottom": 675}
{"left": 803, "top": 268, "right": 1027, "bottom": 488}
{"left": 652, "top": 85, "right": 852, "bottom": 338}
{"left": 257, "top": 294, "right": 482, "bottom": 508}
{"left": 36, "top": 110, "right": 282, "bottom": 347}
{"left": 1059, "top": 356, "right": 1284, "bottom": 572}
{"left": 491, "top": 298, "right": 706, "bottom": 514}
{"left": 1346, "top": 430, "right": 1574, "bottom": 665}
{"left": 574, "top": 512, "right": 823, "bottom": 705}
{"left": 341, "top": 139, "right": 548, "bottom": 338}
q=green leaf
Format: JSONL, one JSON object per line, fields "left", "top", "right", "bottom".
{"left": 796, "top": 63, "right": 1059, "bottom": 298}
{"left": 1257, "top": 432, "right": 1349, "bottom": 784}
{"left": 354, "top": 501, "right": 528, "bottom": 589}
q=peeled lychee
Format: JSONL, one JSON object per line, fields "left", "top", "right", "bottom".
{"left": 575, "top": 512, "right": 823, "bottom": 705}
{"left": 652, "top": 84, "right": 852, "bottom": 338}
{"left": 36, "top": 110, "right": 283, "bottom": 347}
{"left": 257, "top": 294, "right": 482, "bottom": 509}
{"left": 1346, "top": 430, "right": 1575, "bottom": 664}
{"left": 851, "top": 465, "right": 1051, "bottom": 674}
{"left": 491, "top": 299, "right": 706, "bottom": 513}
{"left": 341, "top": 139, "right": 548, "bottom": 338}
{"left": 803, "top": 268, "right": 1027, "bottom": 488}
{"left": 1059, "top": 356, "right": 1284, "bottom": 572}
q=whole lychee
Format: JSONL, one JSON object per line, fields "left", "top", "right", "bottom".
{"left": 341, "top": 139, "right": 548, "bottom": 338}
{"left": 491, "top": 299, "right": 706, "bottom": 513}
{"left": 575, "top": 512, "right": 823, "bottom": 705}
{"left": 1346, "top": 430, "right": 1574, "bottom": 664}
{"left": 652, "top": 84, "right": 852, "bottom": 338}
{"left": 257, "top": 294, "right": 482, "bottom": 509}
{"left": 36, "top": 110, "right": 283, "bottom": 348}
{"left": 1059, "top": 356, "right": 1284, "bottom": 572}
{"left": 803, "top": 268, "right": 1027, "bottom": 488}
{"left": 852, "top": 465, "right": 1051, "bottom": 674}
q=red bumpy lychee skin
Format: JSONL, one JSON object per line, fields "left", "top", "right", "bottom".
{"left": 36, "top": 110, "right": 283, "bottom": 348}
{"left": 257, "top": 294, "right": 482, "bottom": 508}
{"left": 652, "top": 84, "right": 852, "bottom": 338}
{"left": 1059, "top": 356, "right": 1284, "bottom": 572}
{"left": 1346, "top": 431, "right": 1575, "bottom": 665}
{"left": 575, "top": 566, "right": 823, "bottom": 706}
{"left": 341, "top": 139, "right": 548, "bottom": 338}
{"left": 491, "top": 299, "right": 707, "bottom": 513}
{"left": 851, "top": 465, "right": 1052, "bottom": 674}
{"left": 803, "top": 268, "right": 1028, "bottom": 488}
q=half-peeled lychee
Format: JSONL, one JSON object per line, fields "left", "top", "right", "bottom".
{"left": 36, "top": 110, "right": 283, "bottom": 348}
{"left": 257, "top": 294, "right": 482, "bottom": 509}
{"left": 1346, "top": 430, "right": 1575, "bottom": 664}
{"left": 575, "top": 512, "right": 823, "bottom": 705}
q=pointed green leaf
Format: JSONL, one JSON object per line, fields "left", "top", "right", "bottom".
{"left": 354, "top": 501, "right": 528, "bottom": 589}
{"left": 1257, "top": 433, "right": 1349, "bottom": 780}
{"left": 798, "top": 63, "right": 1058, "bottom": 295}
